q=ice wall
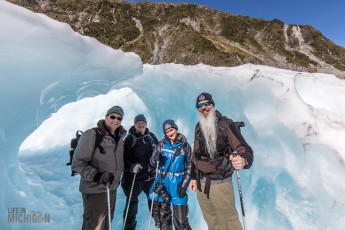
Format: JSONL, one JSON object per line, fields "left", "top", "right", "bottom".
{"left": 1, "top": 1, "right": 345, "bottom": 229}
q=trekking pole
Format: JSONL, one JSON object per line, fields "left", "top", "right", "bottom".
{"left": 148, "top": 160, "right": 159, "bottom": 230}
{"left": 236, "top": 170, "right": 247, "bottom": 230}
{"left": 233, "top": 151, "right": 247, "bottom": 230}
{"left": 122, "top": 173, "right": 137, "bottom": 230}
{"left": 106, "top": 183, "right": 112, "bottom": 230}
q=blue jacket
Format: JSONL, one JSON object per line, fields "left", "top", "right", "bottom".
{"left": 148, "top": 133, "right": 192, "bottom": 205}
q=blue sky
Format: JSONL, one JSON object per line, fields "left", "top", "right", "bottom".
{"left": 129, "top": 0, "right": 345, "bottom": 48}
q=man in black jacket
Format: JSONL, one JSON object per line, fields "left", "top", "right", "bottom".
{"left": 189, "top": 92, "right": 254, "bottom": 230}
{"left": 121, "top": 114, "right": 160, "bottom": 230}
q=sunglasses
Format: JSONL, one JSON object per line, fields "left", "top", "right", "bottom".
{"left": 109, "top": 115, "right": 123, "bottom": 121}
{"left": 196, "top": 101, "right": 212, "bottom": 109}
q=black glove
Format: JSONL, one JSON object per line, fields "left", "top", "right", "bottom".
{"left": 177, "top": 134, "right": 187, "bottom": 144}
{"left": 130, "top": 163, "right": 143, "bottom": 174}
{"left": 152, "top": 152, "right": 161, "bottom": 162}
{"left": 94, "top": 171, "right": 114, "bottom": 185}
{"left": 178, "top": 187, "right": 187, "bottom": 198}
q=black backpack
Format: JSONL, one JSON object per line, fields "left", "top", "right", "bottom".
{"left": 128, "top": 132, "right": 157, "bottom": 149}
{"left": 66, "top": 127, "right": 105, "bottom": 176}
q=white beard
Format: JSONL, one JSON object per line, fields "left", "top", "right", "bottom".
{"left": 199, "top": 111, "right": 217, "bottom": 160}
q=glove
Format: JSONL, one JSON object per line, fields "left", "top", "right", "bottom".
{"left": 95, "top": 171, "right": 114, "bottom": 185}
{"left": 177, "top": 133, "right": 187, "bottom": 143}
{"left": 130, "top": 163, "right": 143, "bottom": 174}
{"left": 152, "top": 152, "right": 161, "bottom": 162}
{"left": 178, "top": 187, "right": 187, "bottom": 198}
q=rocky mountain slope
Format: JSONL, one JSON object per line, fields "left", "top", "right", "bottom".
{"left": 9, "top": 0, "right": 345, "bottom": 78}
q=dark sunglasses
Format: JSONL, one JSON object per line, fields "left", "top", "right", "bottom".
{"left": 196, "top": 101, "right": 212, "bottom": 109}
{"left": 109, "top": 115, "right": 123, "bottom": 121}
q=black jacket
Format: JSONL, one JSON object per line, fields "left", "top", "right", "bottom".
{"left": 123, "top": 126, "right": 158, "bottom": 180}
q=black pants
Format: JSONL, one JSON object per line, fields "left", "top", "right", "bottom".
{"left": 157, "top": 202, "right": 192, "bottom": 230}
{"left": 121, "top": 176, "right": 160, "bottom": 230}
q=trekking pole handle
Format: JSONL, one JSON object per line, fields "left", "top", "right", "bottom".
{"left": 232, "top": 150, "right": 238, "bottom": 157}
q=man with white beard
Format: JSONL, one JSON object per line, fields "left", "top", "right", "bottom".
{"left": 189, "top": 92, "right": 253, "bottom": 230}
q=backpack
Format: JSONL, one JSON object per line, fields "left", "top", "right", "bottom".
{"left": 66, "top": 127, "right": 105, "bottom": 176}
{"left": 128, "top": 132, "right": 157, "bottom": 149}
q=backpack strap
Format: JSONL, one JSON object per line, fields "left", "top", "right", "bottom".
{"left": 159, "top": 139, "right": 164, "bottom": 155}
{"left": 67, "top": 130, "right": 83, "bottom": 167}
{"left": 130, "top": 133, "right": 137, "bottom": 149}
{"left": 130, "top": 132, "right": 157, "bottom": 149}
{"left": 149, "top": 132, "right": 158, "bottom": 143}
{"left": 219, "top": 116, "right": 233, "bottom": 149}
{"left": 92, "top": 127, "right": 105, "bottom": 154}
{"left": 147, "top": 132, "right": 156, "bottom": 144}
{"left": 226, "top": 121, "right": 244, "bottom": 153}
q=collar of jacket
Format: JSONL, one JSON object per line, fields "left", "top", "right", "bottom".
{"left": 129, "top": 125, "right": 149, "bottom": 137}
{"left": 96, "top": 119, "right": 127, "bottom": 135}
{"left": 215, "top": 110, "right": 223, "bottom": 121}
{"left": 164, "top": 134, "right": 184, "bottom": 148}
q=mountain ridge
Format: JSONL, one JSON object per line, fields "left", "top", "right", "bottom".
{"left": 9, "top": 0, "right": 345, "bottom": 79}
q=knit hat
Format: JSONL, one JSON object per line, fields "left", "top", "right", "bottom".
{"left": 162, "top": 119, "right": 178, "bottom": 133}
{"left": 134, "top": 114, "right": 147, "bottom": 124}
{"left": 106, "top": 106, "right": 124, "bottom": 117}
{"left": 196, "top": 92, "right": 215, "bottom": 108}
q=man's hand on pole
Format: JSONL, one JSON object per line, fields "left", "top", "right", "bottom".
{"left": 230, "top": 154, "right": 246, "bottom": 170}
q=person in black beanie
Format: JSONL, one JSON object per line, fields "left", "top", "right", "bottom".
{"left": 121, "top": 114, "right": 161, "bottom": 230}
{"left": 72, "top": 105, "right": 127, "bottom": 230}
{"left": 189, "top": 92, "right": 254, "bottom": 230}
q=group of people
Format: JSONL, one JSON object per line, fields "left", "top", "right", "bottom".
{"left": 71, "top": 92, "right": 254, "bottom": 230}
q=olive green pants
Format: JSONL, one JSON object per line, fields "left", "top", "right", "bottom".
{"left": 197, "top": 181, "right": 242, "bottom": 230}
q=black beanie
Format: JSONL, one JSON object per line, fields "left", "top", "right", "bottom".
{"left": 162, "top": 119, "right": 178, "bottom": 133}
{"left": 196, "top": 92, "right": 215, "bottom": 108}
{"left": 106, "top": 105, "right": 124, "bottom": 117}
{"left": 134, "top": 114, "right": 147, "bottom": 124}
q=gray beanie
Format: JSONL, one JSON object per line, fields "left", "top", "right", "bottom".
{"left": 162, "top": 119, "right": 178, "bottom": 133}
{"left": 106, "top": 106, "right": 124, "bottom": 117}
{"left": 196, "top": 92, "right": 215, "bottom": 107}
{"left": 134, "top": 114, "right": 147, "bottom": 124}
